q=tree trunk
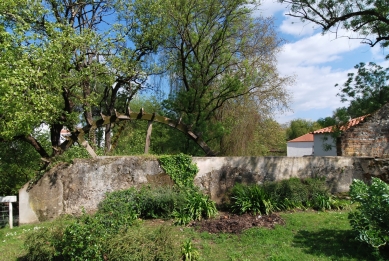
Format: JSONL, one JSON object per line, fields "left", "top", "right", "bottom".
{"left": 50, "top": 123, "right": 63, "bottom": 157}
{"left": 144, "top": 121, "right": 153, "bottom": 154}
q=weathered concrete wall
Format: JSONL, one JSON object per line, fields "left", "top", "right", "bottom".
{"left": 19, "top": 156, "right": 388, "bottom": 224}
{"left": 341, "top": 103, "right": 389, "bottom": 157}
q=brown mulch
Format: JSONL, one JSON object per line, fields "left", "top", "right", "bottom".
{"left": 190, "top": 212, "right": 285, "bottom": 234}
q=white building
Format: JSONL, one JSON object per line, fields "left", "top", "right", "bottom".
{"left": 287, "top": 133, "right": 314, "bottom": 157}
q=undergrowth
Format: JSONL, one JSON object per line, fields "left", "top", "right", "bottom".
{"left": 229, "top": 177, "right": 348, "bottom": 215}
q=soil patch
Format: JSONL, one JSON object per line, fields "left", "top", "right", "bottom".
{"left": 191, "top": 212, "right": 285, "bottom": 234}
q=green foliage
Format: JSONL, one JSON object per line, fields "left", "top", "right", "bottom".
{"left": 159, "top": 153, "right": 199, "bottom": 189}
{"left": 59, "top": 214, "right": 106, "bottom": 261}
{"left": 336, "top": 62, "right": 389, "bottom": 118}
{"left": 23, "top": 216, "right": 74, "bottom": 261}
{"left": 229, "top": 178, "right": 346, "bottom": 214}
{"left": 159, "top": 154, "right": 218, "bottom": 224}
{"left": 179, "top": 190, "right": 218, "bottom": 222}
{"left": 349, "top": 178, "right": 389, "bottom": 250}
{"left": 104, "top": 225, "right": 181, "bottom": 261}
{"left": 95, "top": 188, "right": 141, "bottom": 231}
{"left": 141, "top": 0, "right": 290, "bottom": 149}
{"left": 280, "top": 0, "right": 389, "bottom": 48}
{"left": 230, "top": 183, "right": 274, "bottom": 215}
{"left": 286, "top": 119, "right": 321, "bottom": 141}
{"left": 23, "top": 215, "right": 181, "bottom": 261}
{"left": 181, "top": 239, "right": 200, "bottom": 261}
{"left": 136, "top": 186, "right": 187, "bottom": 219}
{"left": 0, "top": 140, "right": 41, "bottom": 195}
{"left": 10, "top": 210, "right": 381, "bottom": 261}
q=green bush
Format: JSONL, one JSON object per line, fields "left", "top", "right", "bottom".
{"left": 24, "top": 215, "right": 74, "bottom": 261}
{"left": 104, "top": 225, "right": 180, "bottom": 261}
{"left": 136, "top": 185, "right": 187, "bottom": 219}
{"left": 230, "top": 183, "right": 274, "bottom": 215}
{"left": 95, "top": 188, "right": 140, "bottom": 232}
{"left": 349, "top": 178, "right": 389, "bottom": 250}
{"left": 230, "top": 178, "right": 345, "bottom": 214}
{"left": 59, "top": 214, "right": 106, "bottom": 261}
{"left": 24, "top": 216, "right": 182, "bottom": 261}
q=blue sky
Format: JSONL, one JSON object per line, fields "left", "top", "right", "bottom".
{"left": 257, "top": 0, "right": 389, "bottom": 124}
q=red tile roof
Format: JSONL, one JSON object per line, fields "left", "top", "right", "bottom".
{"left": 288, "top": 133, "right": 314, "bottom": 142}
{"left": 312, "top": 115, "right": 369, "bottom": 134}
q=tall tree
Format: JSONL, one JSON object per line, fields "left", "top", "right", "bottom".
{"left": 135, "top": 0, "right": 291, "bottom": 153}
{"left": 279, "top": 0, "right": 389, "bottom": 48}
{"left": 0, "top": 0, "right": 164, "bottom": 161}
{"left": 336, "top": 62, "right": 389, "bottom": 118}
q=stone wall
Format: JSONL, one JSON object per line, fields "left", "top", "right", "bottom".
{"left": 340, "top": 103, "right": 389, "bottom": 157}
{"left": 19, "top": 156, "right": 388, "bottom": 224}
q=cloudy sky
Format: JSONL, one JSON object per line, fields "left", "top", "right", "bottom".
{"left": 257, "top": 0, "right": 389, "bottom": 124}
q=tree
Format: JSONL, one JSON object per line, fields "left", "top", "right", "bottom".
{"left": 286, "top": 119, "right": 321, "bottom": 141}
{"left": 316, "top": 107, "right": 350, "bottom": 128}
{"left": 279, "top": 0, "right": 389, "bottom": 48}
{"left": 135, "top": 0, "right": 291, "bottom": 153}
{"left": 0, "top": 0, "right": 164, "bottom": 161}
{"left": 336, "top": 62, "right": 389, "bottom": 118}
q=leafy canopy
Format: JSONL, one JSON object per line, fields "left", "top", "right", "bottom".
{"left": 336, "top": 62, "right": 389, "bottom": 118}
{"left": 279, "top": 0, "right": 389, "bottom": 48}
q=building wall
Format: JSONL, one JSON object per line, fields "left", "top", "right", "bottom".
{"left": 19, "top": 156, "right": 388, "bottom": 224}
{"left": 287, "top": 142, "right": 313, "bottom": 157}
{"left": 341, "top": 104, "right": 389, "bottom": 157}
{"left": 314, "top": 133, "right": 337, "bottom": 156}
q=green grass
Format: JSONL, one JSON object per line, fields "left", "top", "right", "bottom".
{"left": 187, "top": 210, "right": 377, "bottom": 261}
{"left": 0, "top": 210, "right": 383, "bottom": 261}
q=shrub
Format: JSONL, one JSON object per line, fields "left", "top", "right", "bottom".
{"left": 136, "top": 185, "right": 187, "bottom": 219}
{"left": 95, "top": 188, "right": 140, "bottom": 232}
{"left": 103, "top": 225, "right": 181, "bottom": 261}
{"left": 349, "top": 178, "right": 389, "bottom": 250}
{"left": 59, "top": 214, "right": 106, "bottom": 261}
{"left": 24, "top": 215, "right": 74, "bottom": 261}
{"left": 230, "top": 177, "right": 346, "bottom": 214}
{"left": 230, "top": 183, "right": 274, "bottom": 215}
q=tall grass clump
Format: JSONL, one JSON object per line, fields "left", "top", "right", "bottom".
{"left": 229, "top": 177, "right": 347, "bottom": 215}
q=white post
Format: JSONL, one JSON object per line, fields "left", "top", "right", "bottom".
{"left": 0, "top": 196, "right": 17, "bottom": 229}
{"left": 9, "top": 202, "right": 13, "bottom": 229}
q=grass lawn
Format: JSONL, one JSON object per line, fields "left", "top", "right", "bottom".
{"left": 0, "top": 210, "right": 380, "bottom": 261}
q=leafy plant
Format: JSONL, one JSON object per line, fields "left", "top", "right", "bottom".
{"left": 59, "top": 213, "right": 106, "bottom": 261}
{"left": 231, "top": 178, "right": 346, "bottom": 214}
{"left": 181, "top": 239, "right": 200, "bottom": 261}
{"left": 96, "top": 188, "right": 140, "bottom": 232}
{"left": 349, "top": 178, "right": 389, "bottom": 250}
{"left": 159, "top": 153, "right": 199, "bottom": 189}
{"left": 159, "top": 154, "right": 218, "bottom": 224}
{"left": 230, "top": 183, "right": 274, "bottom": 215}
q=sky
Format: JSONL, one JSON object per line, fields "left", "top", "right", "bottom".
{"left": 257, "top": 0, "right": 389, "bottom": 124}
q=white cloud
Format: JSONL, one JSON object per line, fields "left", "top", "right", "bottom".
{"left": 279, "top": 30, "right": 363, "bottom": 67}
{"left": 279, "top": 15, "right": 319, "bottom": 36}
{"left": 258, "top": 0, "right": 389, "bottom": 124}
{"left": 274, "top": 32, "right": 366, "bottom": 122}
{"left": 253, "top": 0, "right": 286, "bottom": 17}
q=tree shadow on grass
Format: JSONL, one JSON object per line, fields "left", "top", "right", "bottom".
{"left": 293, "top": 229, "right": 388, "bottom": 261}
